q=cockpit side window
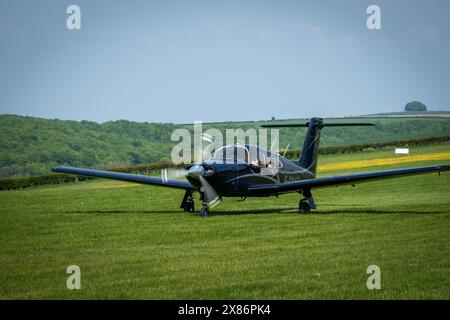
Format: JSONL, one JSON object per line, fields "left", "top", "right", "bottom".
{"left": 248, "top": 146, "right": 283, "bottom": 169}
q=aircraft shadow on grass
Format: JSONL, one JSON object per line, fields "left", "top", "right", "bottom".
{"left": 64, "top": 206, "right": 447, "bottom": 216}
{"left": 64, "top": 207, "right": 294, "bottom": 215}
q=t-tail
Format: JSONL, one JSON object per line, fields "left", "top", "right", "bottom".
{"left": 262, "top": 118, "right": 375, "bottom": 176}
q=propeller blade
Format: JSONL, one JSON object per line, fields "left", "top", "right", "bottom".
{"left": 199, "top": 176, "right": 221, "bottom": 208}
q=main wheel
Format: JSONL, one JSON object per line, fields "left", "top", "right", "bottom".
{"left": 200, "top": 207, "right": 209, "bottom": 217}
{"left": 183, "top": 201, "right": 194, "bottom": 212}
{"left": 298, "top": 201, "right": 310, "bottom": 214}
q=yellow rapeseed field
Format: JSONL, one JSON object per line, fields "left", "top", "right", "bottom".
{"left": 318, "top": 152, "right": 450, "bottom": 172}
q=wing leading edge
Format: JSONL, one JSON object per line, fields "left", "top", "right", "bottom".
{"left": 248, "top": 164, "right": 450, "bottom": 195}
{"left": 51, "top": 166, "right": 193, "bottom": 190}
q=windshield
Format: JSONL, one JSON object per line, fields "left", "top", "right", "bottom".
{"left": 210, "top": 145, "right": 283, "bottom": 168}
{"left": 211, "top": 145, "right": 249, "bottom": 164}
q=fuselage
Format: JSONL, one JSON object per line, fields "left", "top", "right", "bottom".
{"left": 186, "top": 144, "right": 314, "bottom": 197}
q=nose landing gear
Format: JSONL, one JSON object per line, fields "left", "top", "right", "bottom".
{"left": 199, "top": 192, "right": 210, "bottom": 217}
{"left": 200, "top": 207, "right": 209, "bottom": 217}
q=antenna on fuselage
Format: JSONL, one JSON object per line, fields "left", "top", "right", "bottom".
{"left": 269, "top": 133, "right": 278, "bottom": 152}
{"left": 282, "top": 143, "right": 289, "bottom": 157}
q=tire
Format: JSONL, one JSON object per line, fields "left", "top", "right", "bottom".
{"left": 183, "top": 202, "right": 194, "bottom": 213}
{"left": 200, "top": 207, "right": 209, "bottom": 217}
{"left": 299, "top": 201, "right": 310, "bottom": 214}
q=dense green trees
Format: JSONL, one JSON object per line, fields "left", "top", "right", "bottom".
{"left": 0, "top": 115, "right": 176, "bottom": 177}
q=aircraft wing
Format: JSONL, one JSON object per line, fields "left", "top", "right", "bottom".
{"left": 51, "top": 166, "right": 194, "bottom": 190}
{"left": 247, "top": 164, "right": 450, "bottom": 195}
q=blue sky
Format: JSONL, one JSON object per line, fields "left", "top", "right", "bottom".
{"left": 0, "top": 0, "right": 449, "bottom": 123}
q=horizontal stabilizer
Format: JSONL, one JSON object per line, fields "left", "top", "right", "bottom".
{"left": 261, "top": 122, "right": 375, "bottom": 128}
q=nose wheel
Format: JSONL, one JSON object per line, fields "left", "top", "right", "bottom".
{"left": 200, "top": 207, "right": 209, "bottom": 217}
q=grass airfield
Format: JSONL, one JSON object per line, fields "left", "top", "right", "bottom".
{"left": 1, "top": 144, "right": 450, "bottom": 299}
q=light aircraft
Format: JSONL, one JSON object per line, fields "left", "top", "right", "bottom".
{"left": 52, "top": 117, "right": 449, "bottom": 216}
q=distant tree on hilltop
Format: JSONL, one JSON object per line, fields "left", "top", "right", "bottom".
{"left": 405, "top": 101, "right": 427, "bottom": 112}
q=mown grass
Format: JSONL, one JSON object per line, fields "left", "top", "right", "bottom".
{"left": 0, "top": 145, "right": 449, "bottom": 299}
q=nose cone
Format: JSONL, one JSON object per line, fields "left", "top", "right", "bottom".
{"left": 188, "top": 164, "right": 204, "bottom": 178}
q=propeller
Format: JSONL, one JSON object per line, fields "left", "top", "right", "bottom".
{"left": 161, "top": 164, "right": 221, "bottom": 208}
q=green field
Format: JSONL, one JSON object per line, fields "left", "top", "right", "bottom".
{"left": 1, "top": 144, "right": 450, "bottom": 299}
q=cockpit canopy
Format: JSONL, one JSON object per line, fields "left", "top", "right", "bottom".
{"left": 209, "top": 145, "right": 283, "bottom": 168}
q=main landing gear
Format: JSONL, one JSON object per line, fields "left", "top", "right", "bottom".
{"left": 298, "top": 189, "right": 316, "bottom": 214}
{"left": 299, "top": 200, "right": 311, "bottom": 213}
{"left": 180, "top": 190, "right": 195, "bottom": 213}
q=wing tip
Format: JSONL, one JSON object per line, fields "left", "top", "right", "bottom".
{"left": 51, "top": 166, "right": 64, "bottom": 173}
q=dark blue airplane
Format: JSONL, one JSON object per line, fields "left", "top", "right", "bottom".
{"left": 52, "top": 118, "right": 449, "bottom": 217}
